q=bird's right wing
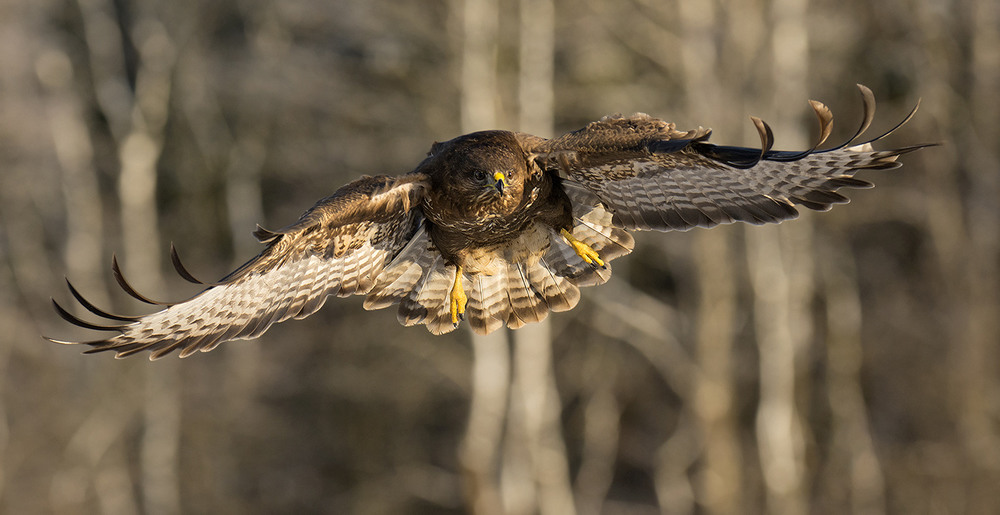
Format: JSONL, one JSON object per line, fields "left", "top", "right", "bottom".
{"left": 49, "top": 173, "right": 429, "bottom": 359}
{"left": 522, "top": 85, "right": 930, "bottom": 232}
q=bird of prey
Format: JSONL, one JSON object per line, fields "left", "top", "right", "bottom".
{"left": 49, "top": 85, "right": 928, "bottom": 359}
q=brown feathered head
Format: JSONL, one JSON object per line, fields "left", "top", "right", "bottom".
{"left": 424, "top": 131, "right": 528, "bottom": 211}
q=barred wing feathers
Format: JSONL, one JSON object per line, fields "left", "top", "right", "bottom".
{"left": 49, "top": 174, "right": 428, "bottom": 359}
{"left": 526, "top": 85, "right": 929, "bottom": 232}
{"left": 47, "top": 85, "right": 930, "bottom": 347}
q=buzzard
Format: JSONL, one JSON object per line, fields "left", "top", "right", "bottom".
{"left": 49, "top": 85, "right": 928, "bottom": 359}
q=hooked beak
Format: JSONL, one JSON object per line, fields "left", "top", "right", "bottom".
{"left": 489, "top": 171, "right": 509, "bottom": 195}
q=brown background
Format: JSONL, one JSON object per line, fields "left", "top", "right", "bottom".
{"left": 0, "top": 0, "right": 994, "bottom": 513}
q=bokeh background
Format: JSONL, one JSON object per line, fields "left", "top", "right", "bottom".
{"left": 0, "top": 0, "right": 995, "bottom": 513}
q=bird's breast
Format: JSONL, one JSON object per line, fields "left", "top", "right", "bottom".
{"left": 421, "top": 190, "right": 542, "bottom": 262}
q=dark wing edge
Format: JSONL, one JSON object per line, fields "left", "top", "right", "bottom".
{"left": 46, "top": 173, "right": 429, "bottom": 360}
{"left": 525, "top": 84, "right": 935, "bottom": 232}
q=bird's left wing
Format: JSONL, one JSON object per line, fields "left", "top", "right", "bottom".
{"left": 521, "top": 85, "right": 929, "bottom": 232}
{"left": 49, "top": 173, "right": 429, "bottom": 359}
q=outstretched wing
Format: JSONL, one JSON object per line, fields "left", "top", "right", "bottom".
{"left": 522, "top": 84, "right": 930, "bottom": 232}
{"left": 49, "top": 173, "right": 429, "bottom": 359}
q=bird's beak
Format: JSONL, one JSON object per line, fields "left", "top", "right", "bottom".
{"left": 490, "top": 171, "right": 509, "bottom": 195}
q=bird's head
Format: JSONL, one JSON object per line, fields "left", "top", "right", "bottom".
{"left": 425, "top": 130, "right": 528, "bottom": 209}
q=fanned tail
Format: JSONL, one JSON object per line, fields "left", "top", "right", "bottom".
{"left": 363, "top": 225, "right": 456, "bottom": 334}
{"left": 363, "top": 186, "right": 635, "bottom": 335}
{"left": 453, "top": 192, "right": 635, "bottom": 335}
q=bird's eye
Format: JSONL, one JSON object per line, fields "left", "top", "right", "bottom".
{"left": 473, "top": 170, "right": 486, "bottom": 181}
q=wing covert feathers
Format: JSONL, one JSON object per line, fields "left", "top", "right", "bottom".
{"left": 50, "top": 85, "right": 928, "bottom": 350}
{"left": 534, "top": 84, "right": 931, "bottom": 232}
{"left": 51, "top": 171, "right": 633, "bottom": 346}
{"left": 50, "top": 173, "right": 429, "bottom": 359}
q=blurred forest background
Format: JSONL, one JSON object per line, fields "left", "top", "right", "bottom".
{"left": 0, "top": 0, "right": 995, "bottom": 513}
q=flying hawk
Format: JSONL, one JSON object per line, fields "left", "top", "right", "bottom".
{"left": 49, "top": 85, "right": 928, "bottom": 359}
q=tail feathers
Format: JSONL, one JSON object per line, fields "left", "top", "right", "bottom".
{"left": 466, "top": 272, "right": 510, "bottom": 334}
{"left": 363, "top": 225, "right": 457, "bottom": 334}
{"left": 363, "top": 225, "right": 435, "bottom": 310}
{"left": 365, "top": 206, "right": 634, "bottom": 335}
{"left": 465, "top": 257, "right": 581, "bottom": 334}
{"left": 373, "top": 251, "right": 585, "bottom": 336}
{"left": 505, "top": 262, "right": 550, "bottom": 329}
{"left": 526, "top": 255, "right": 581, "bottom": 313}
{"left": 399, "top": 256, "right": 456, "bottom": 335}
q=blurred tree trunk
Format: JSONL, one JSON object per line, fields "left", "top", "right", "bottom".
{"left": 123, "top": 18, "right": 182, "bottom": 515}
{"left": 959, "top": 0, "right": 1000, "bottom": 476}
{"left": 175, "top": 7, "right": 275, "bottom": 503}
{"left": 949, "top": 0, "right": 1000, "bottom": 509}
{"left": 38, "top": 50, "right": 109, "bottom": 309}
{"left": 0, "top": 4, "right": 54, "bottom": 506}
{"left": 35, "top": 42, "right": 143, "bottom": 515}
{"left": 76, "top": 0, "right": 182, "bottom": 510}
{"left": 226, "top": 8, "right": 274, "bottom": 503}
{"left": 917, "top": 0, "right": 1000, "bottom": 510}
{"left": 747, "top": 0, "right": 810, "bottom": 513}
{"left": 573, "top": 345, "right": 620, "bottom": 515}
{"left": 507, "top": 318, "right": 576, "bottom": 515}
{"left": 72, "top": 0, "right": 180, "bottom": 512}
{"left": 506, "top": 0, "right": 575, "bottom": 515}
{"left": 4, "top": 0, "right": 993, "bottom": 513}
{"left": 677, "top": 1, "right": 742, "bottom": 513}
{"left": 819, "top": 235, "right": 886, "bottom": 515}
{"left": 507, "top": 1, "right": 577, "bottom": 513}
{"left": 457, "top": 2, "right": 510, "bottom": 515}
{"left": 462, "top": 329, "right": 511, "bottom": 515}
{"left": 459, "top": 0, "right": 499, "bottom": 135}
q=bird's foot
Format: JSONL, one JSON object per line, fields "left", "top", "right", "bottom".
{"left": 561, "top": 228, "right": 605, "bottom": 268}
{"left": 450, "top": 265, "right": 467, "bottom": 325}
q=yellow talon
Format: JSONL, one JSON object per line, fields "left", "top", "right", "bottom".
{"left": 561, "top": 228, "right": 605, "bottom": 268}
{"left": 450, "top": 265, "right": 467, "bottom": 325}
